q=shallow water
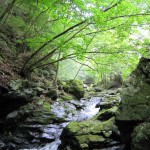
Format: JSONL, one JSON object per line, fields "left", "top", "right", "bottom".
{"left": 38, "top": 97, "right": 101, "bottom": 149}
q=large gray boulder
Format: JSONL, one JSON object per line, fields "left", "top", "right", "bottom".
{"left": 115, "top": 57, "right": 150, "bottom": 149}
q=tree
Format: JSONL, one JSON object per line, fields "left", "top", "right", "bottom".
{"left": 1, "top": 0, "right": 150, "bottom": 79}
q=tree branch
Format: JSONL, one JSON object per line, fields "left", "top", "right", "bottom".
{"left": 108, "top": 13, "right": 150, "bottom": 21}
{"left": 20, "top": 20, "right": 87, "bottom": 74}
{"left": 103, "top": 1, "right": 120, "bottom": 12}
{"left": 26, "top": 23, "right": 89, "bottom": 72}
{"left": 70, "top": 58, "right": 94, "bottom": 70}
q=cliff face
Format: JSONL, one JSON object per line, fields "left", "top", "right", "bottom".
{"left": 115, "top": 57, "right": 150, "bottom": 150}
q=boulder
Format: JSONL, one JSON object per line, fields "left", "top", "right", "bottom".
{"left": 115, "top": 57, "right": 150, "bottom": 148}
{"left": 94, "top": 106, "right": 118, "bottom": 121}
{"left": 63, "top": 80, "right": 84, "bottom": 99}
{"left": 3, "top": 103, "right": 34, "bottom": 129}
{"left": 131, "top": 122, "right": 150, "bottom": 150}
{"left": 0, "top": 91, "right": 28, "bottom": 119}
{"left": 26, "top": 102, "right": 56, "bottom": 125}
{"left": 59, "top": 118, "right": 121, "bottom": 149}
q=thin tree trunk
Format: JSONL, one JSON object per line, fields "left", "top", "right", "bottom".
{"left": 73, "top": 64, "right": 83, "bottom": 80}
{"left": 54, "top": 49, "right": 61, "bottom": 89}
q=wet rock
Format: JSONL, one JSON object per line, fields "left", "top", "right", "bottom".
{"left": 0, "top": 141, "right": 5, "bottom": 149}
{"left": 95, "top": 102, "right": 101, "bottom": 108}
{"left": 3, "top": 103, "right": 34, "bottom": 129}
{"left": 7, "top": 142, "right": 17, "bottom": 149}
{"left": 115, "top": 57, "right": 150, "bottom": 148}
{"left": 69, "top": 100, "right": 85, "bottom": 110}
{"left": 106, "top": 89, "right": 118, "bottom": 95}
{"left": 59, "top": 118, "right": 120, "bottom": 149}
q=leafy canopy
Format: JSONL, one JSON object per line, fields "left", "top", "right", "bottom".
{"left": 1, "top": 0, "right": 150, "bottom": 80}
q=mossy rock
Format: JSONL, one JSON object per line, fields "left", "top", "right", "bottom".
{"left": 9, "top": 79, "right": 38, "bottom": 97}
{"left": 131, "top": 122, "right": 150, "bottom": 150}
{"left": 46, "top": 89, "right": 58, "bottom": 100}
{"left": 61, "top": 94, "right": 74, "bottom": 101}
{"left": 65, "top": 118, "right": 114, "bottom": 135}
{"left": 93, "top": 106, "right": 118, "bottom": 121}
{"left": 116, "top": 79, "right": 150, "bottom": 121}
{"left": 31, "top": 102, "right": 56, "bottom": 125}
{"left": 116, "top": 58, "right": 150, "bottom": 121}
{"left": 63, "top": 80, "right": 84, "bottom": 99}
{"left": 75, "top": 135, "right": 105, "bottom": 149}
{"left": 115, "top": 58, "right": 150, "bottom": 148}
{"left": 60, "top": 118, "right": 117, "bottom": 149}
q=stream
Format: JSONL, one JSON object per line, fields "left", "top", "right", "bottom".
{"left": 0, "top": 93, "right": 122, "bottom": 150}
{"left": 38, "top": 97, "right": 101, "bottom": 150}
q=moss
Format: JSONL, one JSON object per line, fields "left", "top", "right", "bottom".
{"left": 75, "top": 135, "right": 105, "bottom": 144}
{"left": 31, "top": 102, "right": 55, "bottom": 124}
{"left": 80, "top": 143, "right": 88, "bottom": 149}
{"left": 63, "top": 80, "right": 84, "bottom": 99}
{"left": 66, "top": 118, "right": 115, "bottom": 136}
{"left": 92, "top": 107, "right": 118, "bottom": 121}
{"left": 106, "top": 93, "right": 120, "bottom": 102}
{"left": 116, "top": 77, "right": 150, "bottom": 121}
{"left": 61, "top": 94, "right": 74, "bottom": 101}
{"left": 42, "top": 102, "right": 51, "bottom": 112}
{"left": 62, "top": 119, "right": 115, "bottom": 149}
{"left": 132, "top": 122, "right": 150, "bottom": 150}
{"left": 32, "top": 111, "right": 56, "bottom": 125}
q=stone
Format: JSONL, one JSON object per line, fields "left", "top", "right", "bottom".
{"left": 0, "top": 92, "right": 28, "bottom": 119}
{"left": 100, "top": 101, "right": 118, "bottom": 110}
{"left": 59, "top": 118, "right": 119, "bottom": 149}
{"left": 94, "top": 86, "right": 102, "bottom": 92}
{"left": 3, "top": 103, "right": 34, "bottom": 129}
{"left": 94, "top": 107, "right": 118, "bottom": 121}
{"left": 63, "top": 80, "right": 84, "bottom": 99}
{"left": 131, "top": 122, "right": 150, "bottom": 150}
{"left": 28, "top": 102, "right": 56, "bottom": 125}
{"left": 115, "top": 57, "right": 150, "bottom": 148}
{"left": 46, "top": 89, "right": 58, "bottom": 100}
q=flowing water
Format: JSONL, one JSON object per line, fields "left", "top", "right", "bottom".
{"left": 0, "top": 93, "right": 123, "bottom": 150}
{"left": 38, "top": 97, "right": 101, "bottom": 150}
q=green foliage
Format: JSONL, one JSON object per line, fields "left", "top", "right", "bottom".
{"left": 1, "top": 0, "right": 150, "bottom": 79}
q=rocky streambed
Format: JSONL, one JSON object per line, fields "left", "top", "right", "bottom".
{"left": 1, "top": 57, "right": 149, "bottom": 150}
{"left": 0, "top": 90, "right": 122, "bottom": 150}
